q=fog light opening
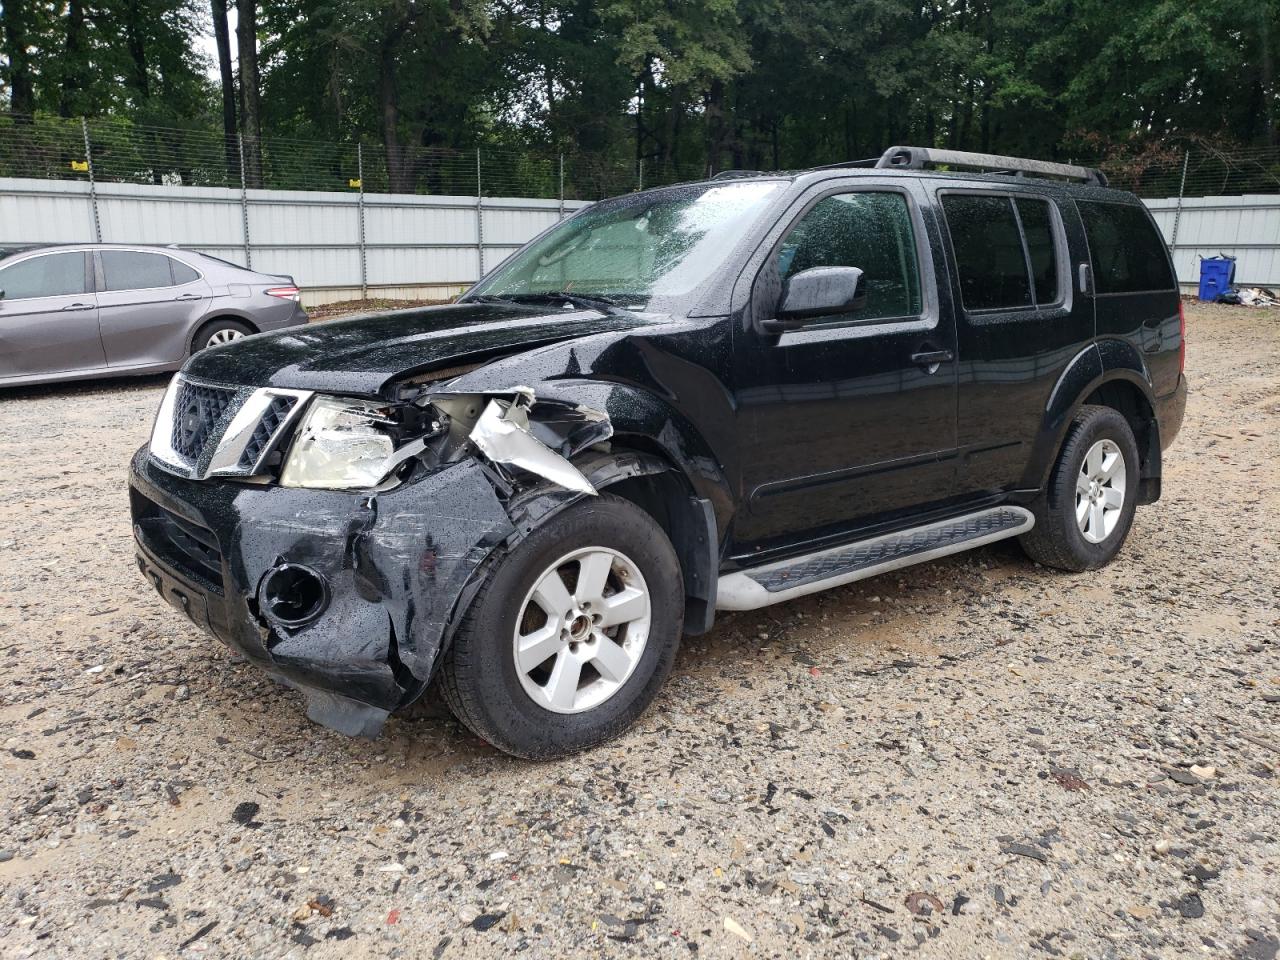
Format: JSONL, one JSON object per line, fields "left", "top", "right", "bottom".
{"left": 260, "top": 563, "right": 328, "bottom": 627}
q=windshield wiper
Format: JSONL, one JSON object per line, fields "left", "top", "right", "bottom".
{"left": 469, "top": 292, "right": 636, "bottom": 317}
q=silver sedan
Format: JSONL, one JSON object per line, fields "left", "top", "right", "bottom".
{"left": 0, "top": 244, "right": 309, "bottom": 387}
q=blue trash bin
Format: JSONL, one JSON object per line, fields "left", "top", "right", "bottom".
{"left": 1198, "top": 256, "right": 1236, "bottom": 302}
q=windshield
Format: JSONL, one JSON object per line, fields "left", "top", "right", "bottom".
{"left": 467, "top": 180, "right": 783, "bottom": 307}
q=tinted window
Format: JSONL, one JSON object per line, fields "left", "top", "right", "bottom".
{"left": 1079, "top": 201, "right": 1175, "bottom": 293}
{"left": 1016, "top": 198, "right": 1060, "bottom": 304}
{"left": 0, "top": 252, "right": 87, "bottom": 299}
{"left": 170, "top": 258, "right": 199, "bottom": 284}
{"left": 101, "top": 251, "right": 176, "bottom": 291}
{"left": 776, "top": 191, "right": 922, "bottom": 321}
{"left": 942, "top": 195, "right": 1031, "bottom": 310}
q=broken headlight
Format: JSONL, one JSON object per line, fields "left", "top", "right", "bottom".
{"left": 279, "top": 395, "right": 399, "bottom": 490}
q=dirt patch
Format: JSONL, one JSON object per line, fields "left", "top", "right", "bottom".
{"left": 306, "top": 297, "right": 451, "bottom": 323}
{"left": 0, "top": 305, "right": 1277, "bottom": 958}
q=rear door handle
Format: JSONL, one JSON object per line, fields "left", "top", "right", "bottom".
{"left": 1078, "top": 263, "right": 1093, "bottom": 295}
{"left": 174, "top": 293, "right": 202, "bottom": 301}
{"left": 61, "top": 302, "right": 93, "bottom": 311}
{"left": 911, "top": 349, "right": 954, "bottom": 367}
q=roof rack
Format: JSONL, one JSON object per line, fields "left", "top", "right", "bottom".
{"left": 709, "top": 169, "right": 767, "bottom": 181}
{"left": 875, "top": 146, "right": 1108, "bottom": 187}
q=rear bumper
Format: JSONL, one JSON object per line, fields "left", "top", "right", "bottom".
{"left": 128, "top": 446, "right": 514, "bottom": 735}
{"left": 1155, "top": 373, "right": 1188, "bottom": 451}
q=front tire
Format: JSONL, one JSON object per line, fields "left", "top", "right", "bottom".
{"left": 1020, "top": 405, "right": 1140, "bottom": 572}
{"left": 439, "top": 494, "right": 684, "bottom": 759}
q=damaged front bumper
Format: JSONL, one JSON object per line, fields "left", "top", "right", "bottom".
{"left": 129, "top": 446, "right": 515, "bottom": 736}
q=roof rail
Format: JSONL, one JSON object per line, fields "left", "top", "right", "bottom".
{"left": 709, "top": 169, "right": 766, "bottom": 181}
{"left": 875, "top": 146, "right": 1108, "bottom": 187}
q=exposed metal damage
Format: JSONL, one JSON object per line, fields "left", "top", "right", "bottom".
{"left": 426, "top": 385, "right": 612, "bottom": 496}
{"left": 131, "top": 381, "right": 630, "bottom": 739}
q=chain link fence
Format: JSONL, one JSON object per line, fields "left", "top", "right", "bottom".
{"left": 1082, "top": 145, "right": 1280, "bottom": 200}
{"left": 3, "top": 113, "right": 1279, "bottom": 201}
{"left": 3, "top": 114, "right": 1278, "bottom": 293}
{"left": 0, "top": 113, "right": 710, "bottom": 201}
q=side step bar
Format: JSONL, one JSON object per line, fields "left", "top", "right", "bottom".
{"left": 715, "top": 506, "right": 1034, "bottom": 611}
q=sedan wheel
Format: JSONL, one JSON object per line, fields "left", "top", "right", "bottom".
{"left": 206, "top": 328, "right": 246, "bottom": 347}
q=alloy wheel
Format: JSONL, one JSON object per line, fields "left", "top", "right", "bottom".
{"left": 512, "top": 547, "right": 651, "bottom": 714}
{"left": 1075, "top": 438, "right": 1126, "bottom": 543}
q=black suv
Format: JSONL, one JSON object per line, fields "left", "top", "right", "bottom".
{"left": 129, "top": 146, "right": 1187, "bottom": 758}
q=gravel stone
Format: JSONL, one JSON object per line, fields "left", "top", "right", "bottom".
{"left": 0, "top": 302, "right": 1277, "bottom": 958}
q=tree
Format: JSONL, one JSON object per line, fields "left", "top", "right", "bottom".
{"left": 237, "top": 0, "right": 264, "bottom": 186}
{"left": 212, "top": 0, "right": 238, "bottom": 175}
{"left": 1, "top": 0, "right": 37, "bottom": 117}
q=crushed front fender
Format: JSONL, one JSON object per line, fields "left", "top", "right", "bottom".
{"left": 130, "top": 448, "right": 514, "bottom": 737}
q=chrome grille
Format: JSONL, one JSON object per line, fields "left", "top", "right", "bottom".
{"left": 149, "top": 376, "right": 312, "bottom": 480}
{"left": 170, "top": 381, "right": 238, "bottom": 463}
{"left": 237, "top": 395, "right": 299, "bottom": 469}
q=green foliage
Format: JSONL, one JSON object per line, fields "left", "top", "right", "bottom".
{"left": 2, "top": 0, "right": 1277, "bottom": 190}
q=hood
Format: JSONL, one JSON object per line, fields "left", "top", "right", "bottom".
{"left": 183, "top": 301, "right": 664, "bottom": 395}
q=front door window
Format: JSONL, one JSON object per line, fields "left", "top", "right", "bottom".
{"left": 776, "top": 191, "right": 923, "bottom": 322}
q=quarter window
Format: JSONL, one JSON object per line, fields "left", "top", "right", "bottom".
{"left": 171, "top": 259, "right": 200, "bottom": 284}
{"left": 101, "top": 250, "right": 179, "bottom": 291}
{"left": 776, "top": 191, "right": 922, "bottom": 321}
{"left": 1078, "top": 201, "right": 1175, "bottom": 294}
{"left": 0, "top": 252, "right": 87, "bottom": 300}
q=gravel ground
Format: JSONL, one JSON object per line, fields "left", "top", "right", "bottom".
{"left": 1, "top": 303, "right": 1277, "bottom": 960}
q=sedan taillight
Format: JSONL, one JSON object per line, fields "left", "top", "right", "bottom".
{"left": 266, "top": 286, "right": 301, "bottom": 302}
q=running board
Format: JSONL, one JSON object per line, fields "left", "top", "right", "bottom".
{"left": 715, "top": 506, "right": 1034, "bottom": 611}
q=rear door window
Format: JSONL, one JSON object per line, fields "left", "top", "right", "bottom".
{"left": 101, "top": 251, "right": 178, "bottom": 291}
{"left": 1078, "top": 201, "right": 1175, "bottom": 293}
{"left": 0, "top": 252, "right": 87, "bottom": 299}
{"left": 942, "top": 194, "right": 1064, "bottom": 311}
{"left": 941, "top": 195, "right": 1032, "bottom": 310}
{"left": 775, "top": 191, "right": 923, "bottom": 321}
{"left": 1015, "top": 198, "right": 1060, "bottom": 304}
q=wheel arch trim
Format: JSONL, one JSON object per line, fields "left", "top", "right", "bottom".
{"left": 1028, "top": 339, "right": 1161, "bottom": 491}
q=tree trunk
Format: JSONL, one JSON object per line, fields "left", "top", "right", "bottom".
{"left": 1261, "top": 11, "right": 1276, "bottom": 146}
{"left": 211, "top": 0, "right": 239, "bottom": 179}
{"left": 379, "top": 30, "right": 408, "bottom": 193}
{"left": 2, "top": 0, "right": 36, "bottom": 118}
{"left": 706, "top": 80, "right": 727, "bottom": 173}
{"left": 236, "top": 0, "right": 264, "bottom": 188}
{"left": 58, "top": 0, "right": 87, "bottom": 118}
{"left": 124, "top": 0, "right": 150, "bottom": 98}
{"left": 660, "top": 87, "right": 682, "bottom": 172}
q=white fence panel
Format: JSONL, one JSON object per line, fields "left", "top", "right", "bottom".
{"left": 0, "top": 176, "right": 590, "bottom": 305}
{"left": 1144, "top": 195, "right": 1280, "bottom": 287}
{"left": 7, "top": 175, "right": 1273, "bottom": 299}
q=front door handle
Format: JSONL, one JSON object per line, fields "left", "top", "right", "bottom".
{"left": 174, "top": 293, "right": 202, "bottom": 301}
{"left": 61, "top": 302, "right": 93, "bottom": 311}
{"left": 911, "top": 348, "right": 954, "bottom": 368}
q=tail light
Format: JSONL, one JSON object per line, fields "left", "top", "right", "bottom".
{"left": 266, "top": 286, "right": 301, "bottom": 302}
{"left": 1178, "top": 300, "right": 1186, "bottom": 373}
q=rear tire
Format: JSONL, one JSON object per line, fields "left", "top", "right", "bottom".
{"left": 193, "top": 318, "right": 253, "bottom": 352}
{"left": 439, "top": 494, "right": 683, "bottom": 759}
{"left": 1020, "top": 404, "right": 1140, "bottom": 572}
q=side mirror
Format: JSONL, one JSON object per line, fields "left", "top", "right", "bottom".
{"left": 765, "top": 266, "right": 866, "bottom": 331}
